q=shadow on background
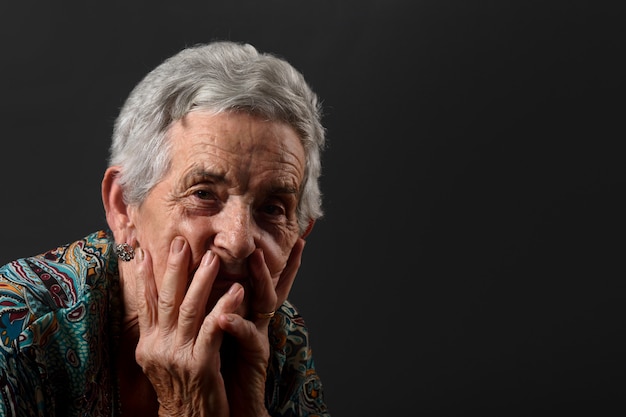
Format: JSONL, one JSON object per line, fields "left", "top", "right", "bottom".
{"left": 1, "top": 1, "right": 624, "bottom": 415}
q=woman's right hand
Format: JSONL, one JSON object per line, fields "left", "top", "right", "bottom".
{"left": 132, "top": 236, "right": 240, "bottom": 417}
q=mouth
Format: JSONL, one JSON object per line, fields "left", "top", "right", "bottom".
{"left": 187, "top": 256, "right": 249, "bottom": 290}
{"left": 183, "top": 267, "right": 252, "bottom": 318}
{"left": 186, "top": 271, "right": 248, "bottom": 291}
{"left": 210, "top": 270, "right": 249, "bottom": 291}
{"left": 205, "top": 272, "right": 251, "bottom": 317}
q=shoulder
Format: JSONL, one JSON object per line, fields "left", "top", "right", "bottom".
{"left": 0, "top": 230, "right": 115, "bottom": 293}
{"left": 271, "top": 299, "right": 312, "bottom": 347}
{"left": 266, "top": 300, "right": 331, "bottom": 416}
{"left": 268, "top": 299, "right": 318, "bottom": 366}
{"left": 0, "top": 230, "right": 117, "bottom": 345}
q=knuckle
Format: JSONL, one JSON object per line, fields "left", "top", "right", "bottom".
{"left": 157, "top": 295, "right": 177, "bottom": 312}
{"left": 178, "top": 301, "right": 197, "bottom": 322}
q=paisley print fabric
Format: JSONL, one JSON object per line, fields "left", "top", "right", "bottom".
{"left": 0, "top": 230, "right": 329, "bottom": 416}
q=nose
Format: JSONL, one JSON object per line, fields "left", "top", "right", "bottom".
{"left": 212, "top": 199, "right": 257, "bottom": 262}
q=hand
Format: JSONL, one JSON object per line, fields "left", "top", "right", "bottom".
{"left": 133, "top": 237, "right": 235, "bottom": 417}
{"left": 132, "top": 236, "right": 306, "bottom": 417}
{"left": 217, "top": 237, "right": 305, "bottom": 417}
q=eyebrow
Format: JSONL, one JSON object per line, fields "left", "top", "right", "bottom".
{"left": 268, "top": 185, "right": 299, "bottom": 196}
{"left": 185, "top": 168, "right": 300, "bottom": 196}
{"left": 187, "top": 169, "right": 226, "bottom": 183}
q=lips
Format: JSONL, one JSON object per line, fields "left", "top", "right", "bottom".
{"left": 216, "top": 261, "right": 248, "bottom": 281}
{"left": 186, "top": 261, "right": 248, "bottom": 292}
{"left": 211, "top": 271, "right": 248, "bottom": 290}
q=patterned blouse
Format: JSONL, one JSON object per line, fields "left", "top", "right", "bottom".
{"left": 0, "top": 230, "right": 329, "bottom": 417}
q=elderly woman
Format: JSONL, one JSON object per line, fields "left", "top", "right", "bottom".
{"left": 0, "top": 41, "right": 330, "bottom": 417}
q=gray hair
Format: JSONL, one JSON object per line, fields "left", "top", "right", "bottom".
{"left": 108, "top": 41, "right": 326, "bottom": 232}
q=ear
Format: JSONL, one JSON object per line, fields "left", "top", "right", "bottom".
{"left": 101, "top": 166, "right": 135, "bottom": 243}
{"left": 301, "top": 219, "right": 315, "bottom": 239}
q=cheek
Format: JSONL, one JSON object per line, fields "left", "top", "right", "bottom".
{"left": 264, "top": 239, "right": 297, "bottom": 281}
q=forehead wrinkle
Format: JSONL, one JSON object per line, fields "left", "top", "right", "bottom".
{"left": 188, "top": 137, "right": 255, "bottom": 176}
{"left": 185, "top": 141, "right": 301, "bottom": 186}
{"left": 179, "top": 138, "right": 245, "bottom": 175}
{"left": 170, "top": 113, "right": 305, "bottom": 195}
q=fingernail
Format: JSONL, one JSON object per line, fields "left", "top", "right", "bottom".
{"left": 228, "top": 283, "right": 242, "bottom": 295}
{"left": 171, "top": 237, "right": 185, "bottom": 254}
{"left": 136, "top": 247, "right": 145, "bottom": 261}
{"left": 201, "top": 250, "right": 214, "bottom": 266}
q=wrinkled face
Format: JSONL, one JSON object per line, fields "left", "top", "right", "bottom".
{"left": 128, "top": 110, "right": 306, "bottom": 313}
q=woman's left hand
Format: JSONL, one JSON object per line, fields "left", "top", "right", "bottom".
{"left": 217, "top": 237, "right": 305, "bottom": 417}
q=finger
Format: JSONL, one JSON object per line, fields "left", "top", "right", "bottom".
{"left": 158, "top": 237, "right": 190, "bottom": 334}
{"left": 134, "top": 247, "right": 159, "bottom": 335}
{"left": 247, "top": 249, "right": 277, "bottom": 325}
{"left": 217, "top": 312, "right": 260, "bottom": 348}
{"left": 218, "top": 308, "right": 271, "bottom": 374}
{"left": 274, "top": 238, "right": 305, "bottom": 308}
{"left": 176, "top": 250, "right": 219, "bottom": 345}
{"left": 195, "top": 283, "right": 244, "bottom": 357}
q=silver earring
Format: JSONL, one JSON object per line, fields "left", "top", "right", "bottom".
{"left": 114, "top": 243, "right": 135, "bottom": 262}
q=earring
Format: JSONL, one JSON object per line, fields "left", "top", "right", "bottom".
{"left": 114, "top": 243, "right": 135, "bottom": 262}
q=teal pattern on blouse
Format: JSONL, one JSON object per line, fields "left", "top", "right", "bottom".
{"left": 0, "top": 231, "right": 329, "bottom": 417}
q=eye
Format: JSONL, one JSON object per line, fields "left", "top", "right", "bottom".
{"left": 260, "top": 203, "right": 286, "bottom": 217}
{"left": 193, "top": 189, "right": 216, "bottom": 200}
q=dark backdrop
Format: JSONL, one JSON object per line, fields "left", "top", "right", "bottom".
{"left": 1, "top": 1, "right": 624, "bottom": 416}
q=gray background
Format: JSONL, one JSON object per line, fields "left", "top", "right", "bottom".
{"left": 1, "top": 1, "right": 624, "bottom": 416}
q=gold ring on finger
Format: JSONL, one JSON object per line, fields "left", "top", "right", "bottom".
{"left": 254, "top": 311, "right": 276, "bottom": 319}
